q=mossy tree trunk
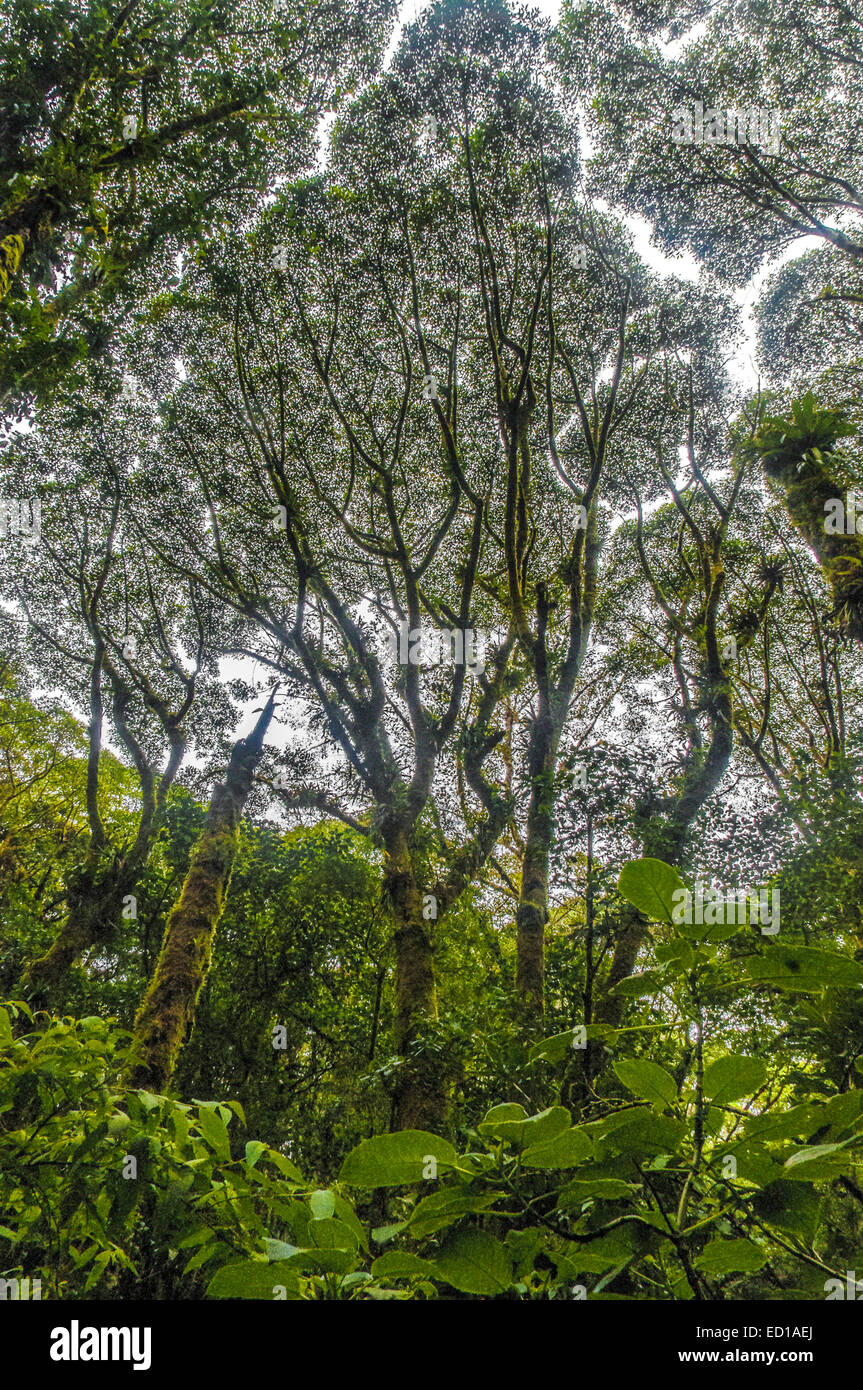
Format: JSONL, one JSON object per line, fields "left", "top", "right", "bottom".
{"left": 129, "top": 692, "right": 276, "bottom": 1092}
{"left": 515, "top": 716, "right": 556, "bottom": 1015}
{"left": 763, "top": 448, "right": 863, "bottom": 644}
{"left": 26, "top": 853, "right": 142, "bottom": 996}
{"left": 384, "top": 828, "right": 448, "bottom": 1133}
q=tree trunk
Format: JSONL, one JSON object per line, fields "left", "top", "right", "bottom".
{"left": 128, "top": 694, "right": 275, "bottom": 1091}
{"left": 24, "top": 853, "right": 139, "bottom": 999}
{"left": 763, "top": 448, "right": 863, "bottom": 643}
{"left": 385, "top": 829, "right": 447, "bottom": 1132}
{"left": 515, "top": 715, "right": 556, "bottom": 1019}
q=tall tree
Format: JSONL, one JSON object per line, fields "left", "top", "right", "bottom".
{"left": 0, "top": 399, "right": 233, "bottom": 995}
{"left": 0, "top": 0, "right": 395, "bottom": 416}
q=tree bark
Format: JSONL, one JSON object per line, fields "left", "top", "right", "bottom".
{"left": 25, "top": 853, "right": 140, "bottom": 997}
{"left": 763, "top": 446, "right": 863, "bottom": 643}
{"left": 515, "top": 719, "right": 556, "bottom": 1015}
{"left": 128, "top": 693, "right": 276, "bottom": 1092}
{"left": 385, "top": 829, "right": 448, "bottom": 1132}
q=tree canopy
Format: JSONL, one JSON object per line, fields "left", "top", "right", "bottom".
{"left": 2, "top": 0, "right": 863, "bottom": 1319}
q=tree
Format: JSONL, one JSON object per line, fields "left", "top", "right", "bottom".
{"left": 0, "top": 405, "right": 240, "bottom": 997}
{"left": 0, "top": 0, "right": 395, "bottom": 416}
{"left": 558, "top": 0, "right": 863, "bottom": 283}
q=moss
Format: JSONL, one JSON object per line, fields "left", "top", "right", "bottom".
{"left": 24, "top": 856, "right": 137, "bottom": 998}
{"left": 766, "top": 448, "right": 863, "bottom": 641}
{"left": 0, "top": 232, "right": 25, "bottom": 302}
{"left": 130, "top": 814, "right": 239, "bottom": 1090}
{"left": 129, "top": 693, "right": 276, "bottom": 1091}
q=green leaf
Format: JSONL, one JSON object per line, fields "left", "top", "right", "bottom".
{"left": 308, "top": 1217, "right": 358, "bottom": 1251}
{"left": 478, "top": 1102, "right": 527, "bottom": 1128}
{"left": 84, "top": 1250, "right": 112, "bottom": 1291}
{"left": 268, "top": 1150, "right": 304, "bottom": 1182}
{"left": 477, "top": 1105, "right": 570, "bottom": 1145}
{"left": 309, "top": 1189, "right": 335, "bottom": 1220}
{"left": 522, "top": 1127, "right": 594, "bottom": 1170}
{"left": 703, "top": 1055, "right": 768, "bottom": 1106}
{"left": 528, "top": 1026, "right": 615, "bottom": 1064}
{"left": 206, "top": 1261, "right": 300, "bottom": 1299}
{"left": 333, "top": 1194, "right": 368, "bottom": 1252}
{"left": 407, "top": 1186, "right": 507, "bottom": 1239}
{"left": 284, "top": 1246, "right": 358, "bottom": 1274}
{"left": 695, "top": 1239, "right": 767, "bottom": 1274}
{"left": 265, "top": 1238, "right": 300, "bottom": 1261}
{"left": 371, "top": 1251, "right": 437, "bottom": 1280}
{"left": 742, "top": 1103, "right": 821, "bottom": 1143}
{"left": 557, "top": 1178, "right": 636, "bottom": 1207}
{"left": 613, "top": 1059, "right": 678, "bottom": 1109}
{"left": 608, "top": 971, "right": 663, "bottom": 999}
{"left": 746, "top": 947, "right": 863, "bottom": 992}
{"left": 195, "top": 1105, "right": 231, "bottom": 1162}
{"left": 618, "top": 858, "right": 685, "bottom": 924}
{"left": 371, "top": 1222, "right": 408, "bottom": 1245}
{"left": 244, "top": 1140, "right": 267, "bottom": 1170}
{"left": 433, "top": 1229, "right": 513, "bottom": 1296}
{"left": 339, "top": 1131, "right": 457, "bottom": 1187}
{"left": 818, "top": 1090, "right": 863, "bottom": 1135}
{"left": 750, "top": 1182, "right": 820, "bottom": 1240}
{"left": 783, "top": 1143, "right": 854, "bottom": 1181}
{"left": 593, "top": 1112, "right": 686, "bottom": 1158}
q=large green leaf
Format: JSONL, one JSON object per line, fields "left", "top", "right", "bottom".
{"left": 746, "top": 947, "right": 863, "bottom": 992}
{"left": 783, "top": 1143, "right": 855, "bottom": 1181}
{"left": 608, "top": 971, "right": 663, "bottom": 999}
{"left": 557, "top": 1177, "right": 637, "bottom": 1207}
{"left": 750, "top": 1182, "right": 821, "bottom": 1240}
{"left": 309, "top": 1216, "right": 358, "bottom": 1251}
{"left": 741, "top": 1104, "right": 821, "bottom": 1143}
{"left": 371, "top": 1251, "right": 437, "bottom": 1280}
{"left": 614, "top": 1059, "right": 678, "bottom": 1109}
{"left": 433, "top": 1229, "right": 513, "bottom": 1296}
{"left": 339, "top": 1131, "right": 458, "bottom": 1187}
{"left": 816, "top": 1089, "right": 863, "bottom": 1136}
{"left": 206, "top": 1260, "right": 300, "bottom": 1299}
{"left": 703, "top": 1055, "right": 768, "bottom": 1106}
{"left": 309, "top": 1189, "right": 336, "bottom": 1220}
{"left": 528, "top": 1026, "right": 616, "bottom": 1064}
{"left": 407, "top": 1186, "right": 508, "bottom": 1239}
{"left": 333, "top": 1194, "right": 368, "bottom": 1252}
{"left": 595, "top": 1112, "right": 685, "bottom": 1158}
{"left": 284, "top": 1247, "right": 358, "bottom": 1274}
{"left": 478, "top": 1103, "right": 527, "bottom": 1129}
{"left": 477, "top": 1105, "right": 571, "bottom": 1146}
{"left": 522, "top": 1127, "right": 594, "bottom": 1170}
{"left": 618, "top": 858, "right": 685, "bottom": 924}
{"left": 195, "top": 1105, "right": 231, "bottom": 1162}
